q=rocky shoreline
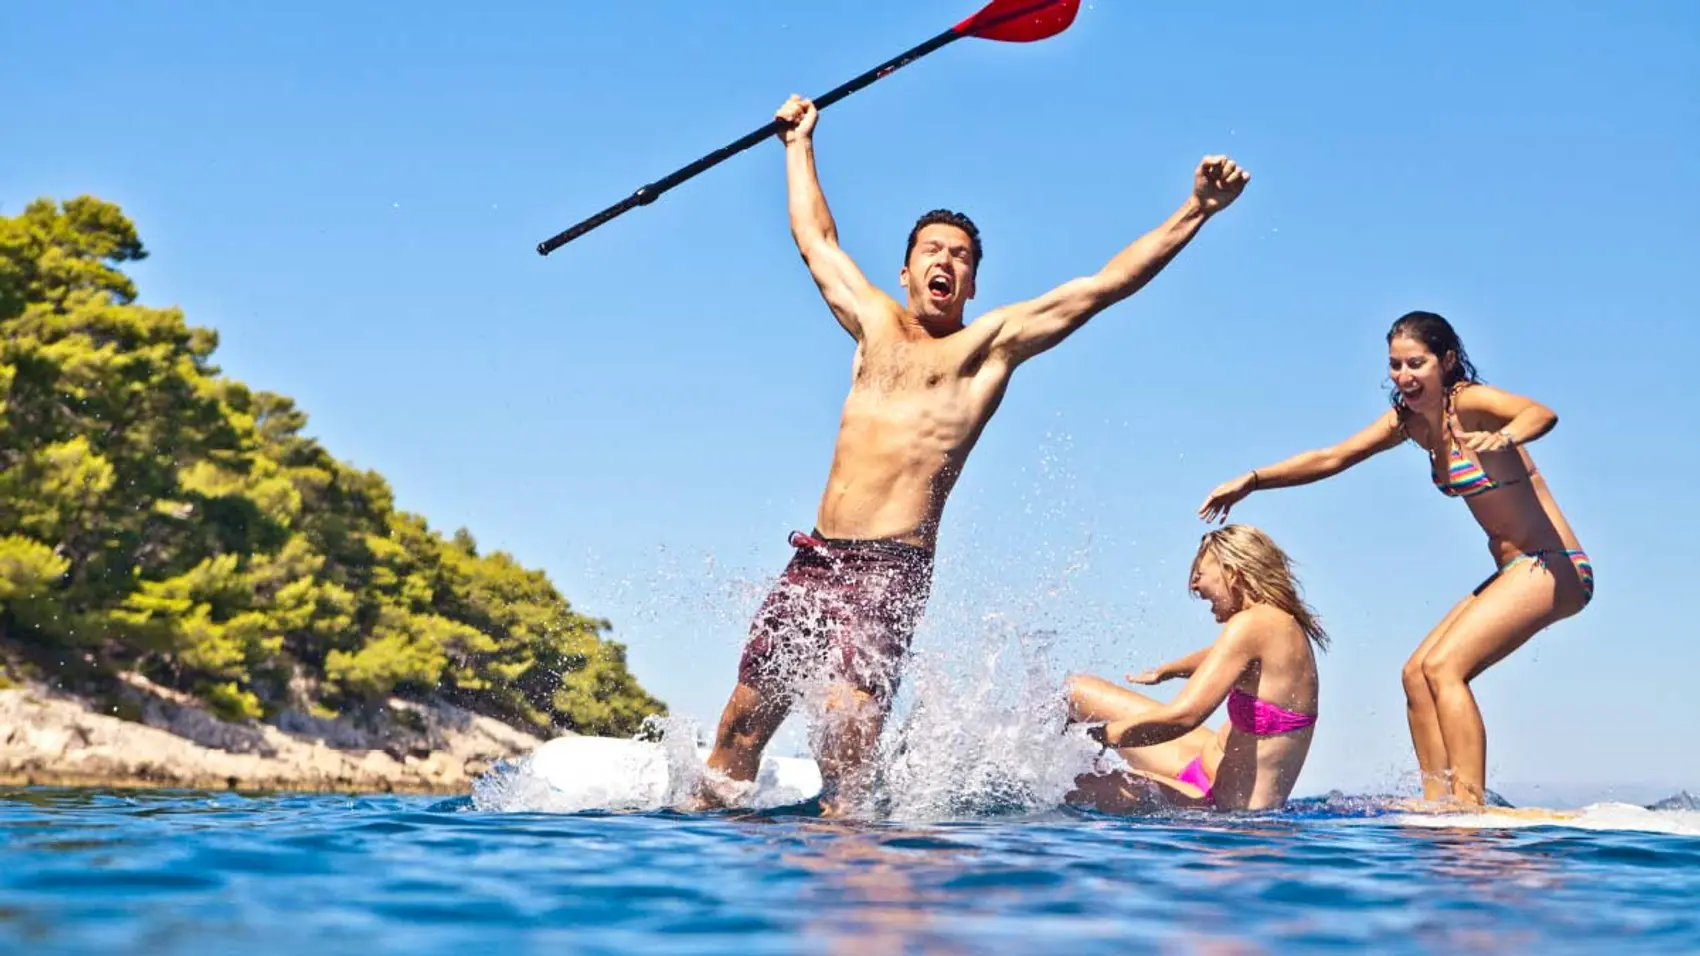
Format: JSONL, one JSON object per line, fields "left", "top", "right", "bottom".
{"left": 0, "top": 674, "right": 553, "bottom": 795}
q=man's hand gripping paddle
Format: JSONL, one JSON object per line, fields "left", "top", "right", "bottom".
{"left": 536, "top": 0, "right": 1080, "bottom": 257}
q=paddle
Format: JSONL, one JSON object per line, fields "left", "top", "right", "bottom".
{"left": 536, "top": 0, "right": 1081, "bottom": 256}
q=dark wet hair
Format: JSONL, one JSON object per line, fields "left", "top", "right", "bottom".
{"left": 1386, "top": 310, "right": 1480, "bottom": 412}
{"left": 905, "top": 209, "right": 982, "bottom": 276}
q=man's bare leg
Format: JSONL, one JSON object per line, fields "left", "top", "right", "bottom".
{"left": 813, "top": 682, "right": 888, "bottom": 817}
{"left": 688, "top": 681, "right": 789, "bottom": 810}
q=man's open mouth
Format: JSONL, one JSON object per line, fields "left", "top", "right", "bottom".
{"left": 927, "top": 274, "right": 953, "bottom": 299}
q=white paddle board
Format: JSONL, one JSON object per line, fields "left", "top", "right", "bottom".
{"left": 524, "top": 735, "right": 823, "bottom": 812}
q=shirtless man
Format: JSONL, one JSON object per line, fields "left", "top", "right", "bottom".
{"left": 694, "top": 94, "right": 1250, "bottom": 815}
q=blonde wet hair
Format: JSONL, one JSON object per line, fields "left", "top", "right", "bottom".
{"left": 1190, "top": 524, "right": 1329, "bottom": 650}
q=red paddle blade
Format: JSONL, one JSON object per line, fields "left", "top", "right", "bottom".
{"left": 953, "top": 0, "right": 1080, "bottom": 42}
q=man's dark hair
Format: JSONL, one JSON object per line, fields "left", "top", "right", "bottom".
{"left": 904, "top": 209, "right": 982, "bottom": 276}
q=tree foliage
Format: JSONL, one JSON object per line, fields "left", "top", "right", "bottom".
{"left": 0, "top": 197, "right": 665, "bottom": 734}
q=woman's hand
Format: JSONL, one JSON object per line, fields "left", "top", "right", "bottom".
{"left": 1198, "top": 472, "right": 1256, "bottom": 524}
{"left": 1455, "top": 427, "right": 1516, "bottom": 453}
{"left": 1448, "top": 405, "right": 1517, "bottom": 453}
{"left": 1125, "top": 668, "right": 1169, "bottom": 685}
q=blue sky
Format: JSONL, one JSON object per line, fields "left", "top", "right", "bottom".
{"left": 5, "top": 1, "right": 1697, "bottom": 801}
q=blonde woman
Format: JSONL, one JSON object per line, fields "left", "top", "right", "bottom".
{"left": 1066, "top": 525, "right": 1326, "bottom": 812}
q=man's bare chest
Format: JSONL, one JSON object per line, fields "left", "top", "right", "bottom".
{"left": 852, "top": 341, "right": 980, "bottom": 394}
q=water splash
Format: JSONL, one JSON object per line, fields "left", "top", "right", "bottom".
{"left": 477, "top": 427, "right": 1146, "bottom": 820}
{"left": 875, "top": 623, "right": 1105, "bottom": 822}
{"left": 473, "top": 610, "right": 1109, "bottom": 821}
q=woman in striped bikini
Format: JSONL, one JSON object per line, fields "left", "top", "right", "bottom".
{"left": 1198, "top": 311, "right": 1593, "bottom": 806}
{"left": 1065, "top": 524, "right": 1326, "bottom": 813}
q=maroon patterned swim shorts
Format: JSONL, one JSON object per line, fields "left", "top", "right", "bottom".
{"left": 736, "top": 530, "right": 935, "bottom": 707}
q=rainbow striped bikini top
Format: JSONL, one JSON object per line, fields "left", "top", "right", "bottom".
{"left": 1433, "top": 443, "right": 1525, "bottom": 498}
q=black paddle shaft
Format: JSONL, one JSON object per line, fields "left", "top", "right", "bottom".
{"left": 536, "top": 27, "right": 962, "bottom": 256}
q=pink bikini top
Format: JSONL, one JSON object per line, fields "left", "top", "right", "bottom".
{"left": 1227, "top": 688, "right": 1317, "bottom": 736}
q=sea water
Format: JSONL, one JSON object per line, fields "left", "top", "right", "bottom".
{"left": 6, "top": 631, "right": 1698, "bottom": 956}
{"left": 9, "top": 587, "right": 1697, "bottom": 954}
{"left": 6, "top": 625, "right": 1700, "bottom": 954}
{"left": 2, "top": 786, "right": 1698, "bottom": 954}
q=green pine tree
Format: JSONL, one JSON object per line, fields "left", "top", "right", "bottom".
{"left": 0, "top": 197, "right": 666, "bottom": 734}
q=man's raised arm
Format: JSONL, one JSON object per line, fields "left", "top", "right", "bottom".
{"left": 777, "top": 95, "right": 883, "bottom": 341}
{"left": 989, "top": 156, "right": 1250, "bottom": 365}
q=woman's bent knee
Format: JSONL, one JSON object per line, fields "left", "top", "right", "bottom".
{"left": 1419, "top": 651, "right": 1466, "bottom": 689}
{"left": 1401, "top": 656, "right": 1432, "bottom": 699}
{"left": 1063, "top": 673, "right": 1109, "bottom": 710}
{"left": 1065, "top": 673, "right": 1110, "bottom": 694}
